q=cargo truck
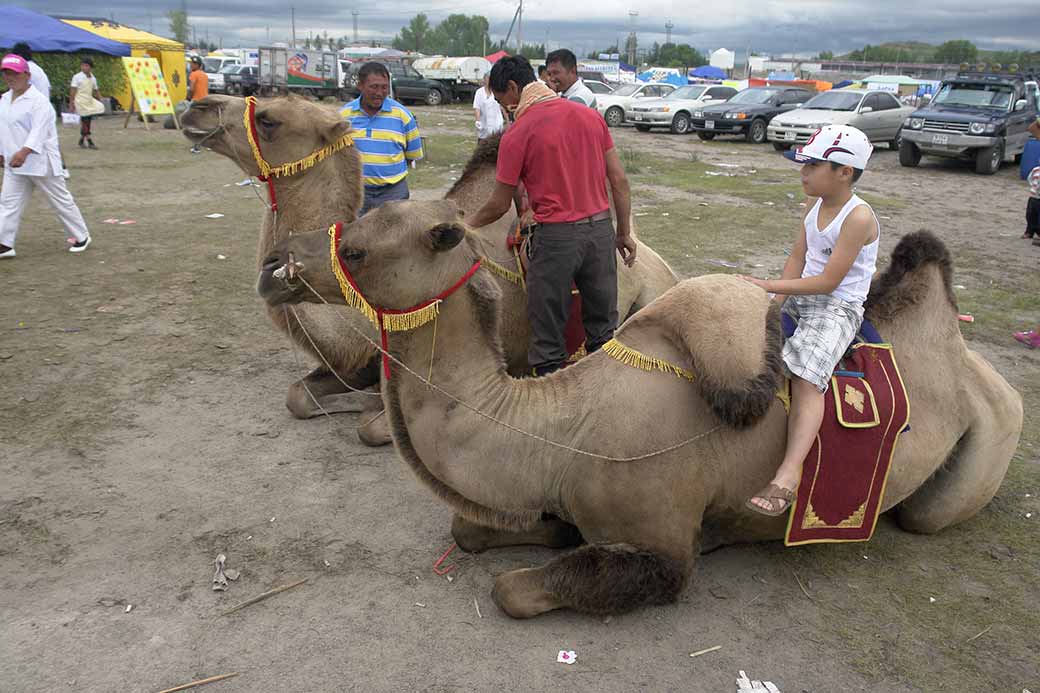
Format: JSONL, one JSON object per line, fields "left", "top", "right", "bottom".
{"left": 258, "top": 47, "right": 346, "bottom": 99}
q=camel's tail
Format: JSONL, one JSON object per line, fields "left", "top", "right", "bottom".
{"left": 864, "top": 231, "right": 958, "bottom": 322}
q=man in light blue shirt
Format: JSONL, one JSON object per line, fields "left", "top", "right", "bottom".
{"left": 340, "top": 62, "right": 423, "bottom": 215}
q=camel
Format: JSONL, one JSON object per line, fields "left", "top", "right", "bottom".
{"left": 256, "top": 199, "right": 1023, "bottom": 619}
{"left": 181, "top": 95, "right": 678, "bottom": 445}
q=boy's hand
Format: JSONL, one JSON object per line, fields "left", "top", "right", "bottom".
{"left": 738, "top": 275, "right": 770, "bottom": 291}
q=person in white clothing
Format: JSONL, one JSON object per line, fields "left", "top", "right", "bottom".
{"left": 472, "top": 73, "right": 504, "bottom": 140}
{"left": 11, "top": 43, "right": 51, "bottom": 103}
{"left": 0, "top": 54, "right": 91, "bottom": 258}
{"left": 739, "top": 124, "right": 879, "bottom": 516}
{"left": 69, "top": 58, "right": 104, "bottom": 149}
{"left": 545, "top": 49, "right": 597, "bottom": 109}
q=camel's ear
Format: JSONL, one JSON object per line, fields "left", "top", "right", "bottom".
{"left": 322, "top": 118, "right": 352, "bottom": 144}
{"left": 425, "top": 222, "right": 467, "bottom": 252}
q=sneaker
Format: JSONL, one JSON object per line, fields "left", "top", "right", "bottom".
{"left": 87, "top": 140, "right": 97, "bottom": 150}
{"left": 68, "top": 235, "right": 91, "bottom": 253}
{"left": 1013, "top": 330, "right": 1040, "bottom": 349}
{"left": 0, "top": 244, "right": 15, "bottom": 259}
{"left": 78, "top": 138, "right": 86, "bottom": 148}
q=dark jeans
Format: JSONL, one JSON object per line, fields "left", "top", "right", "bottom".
{"left": 361, "top": 178, "right": 410, "bottom": 216}
{"left": 526, "top": 217, "right": 619, "bottom": 375}
{"left": 80, "top": 115, "right": 93, "bottom": 138}
{"left": 1026, "top": 197, "right": 1040, "bottom": 237}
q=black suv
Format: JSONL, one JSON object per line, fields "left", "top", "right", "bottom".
{"left": 225, "top": 65, "right": 259, "bottom": 97}
{"left": 900, "top": 72, "right": 1039, "bottom": 175}
{"left": 691, "top": 86, "right": 815, "bottom": 143}
{"left": 343, "top": 61, "right": 450, "bottom": 106}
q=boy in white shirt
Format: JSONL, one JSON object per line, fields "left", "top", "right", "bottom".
{"left": 740, "top": 125, "right": 880, "bottom": 516}
{"left": 472, "top": 73, "right": 504, "bottom": 140}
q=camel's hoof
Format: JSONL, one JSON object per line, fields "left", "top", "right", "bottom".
{"left": 357, "top": 410, "right": 392, "bottom": 447}
{"left": 451, "top": 515, "right": 494, "bottom": 553}
{"left": 286, "top": 385, "right": 366, "bottom": 419}
{"left": 491, "top": 568, "right": 561, "bottom": 619}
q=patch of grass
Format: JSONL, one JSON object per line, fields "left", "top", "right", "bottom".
{"left": 409, "top": 134, "right": 474, "bottom": 190}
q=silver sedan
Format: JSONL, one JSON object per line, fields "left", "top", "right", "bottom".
{"left": 767, "top": 89, "right": 915, "bottom": 150}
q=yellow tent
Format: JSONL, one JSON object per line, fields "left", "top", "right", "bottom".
{"left": 61, "top": 19, "right": 186, "bottom": 109}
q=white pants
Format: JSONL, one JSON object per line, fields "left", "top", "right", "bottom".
{"left": 0, "top": 168, "right": 89, "bottom": 249}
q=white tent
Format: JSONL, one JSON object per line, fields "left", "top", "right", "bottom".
{"left": 710, "top": 48, "right": 735, "bottom": 70}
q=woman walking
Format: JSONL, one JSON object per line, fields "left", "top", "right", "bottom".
{"left": 69, "top": 57, "right": 104, "bottom": 149}
{"left": 0, "top": 54, "right": 91, "bottom": 258}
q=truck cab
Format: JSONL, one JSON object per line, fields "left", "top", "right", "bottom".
{"left": 900, "top": 71, "right": 1039, "bottom": 175}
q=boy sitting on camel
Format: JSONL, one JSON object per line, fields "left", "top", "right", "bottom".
{"left": 740, "top": 124, "right": 880, "bottom": 516}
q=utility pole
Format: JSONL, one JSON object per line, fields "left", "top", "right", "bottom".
{"left": 290, "top": 7, "right": 296, "bottom": 48}
{"left": 665, "top": 20, "right": 673, "bottom": 46}
{"left": 627, "top": 10, "right": 638, "bottom": 66}
{"left": 352, "top": 10, "right": 359, "bottom": 44}
{"left": 517, "top": 0, "right": 523, "bottom": 54}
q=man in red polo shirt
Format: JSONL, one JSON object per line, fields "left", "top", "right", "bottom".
{"left": 465, "top": 55, "right": 636, "bottom": 376}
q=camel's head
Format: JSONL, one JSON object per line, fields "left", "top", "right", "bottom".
{"left": 181, "top": 94, "right": 353, "bottom": 179}
{"left": 258, "top": 200, "right": 476, "bottom": 310}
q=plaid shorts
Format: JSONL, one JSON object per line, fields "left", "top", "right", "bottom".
{"left": 782, "top": 294, "right": 864, "bottom": 393}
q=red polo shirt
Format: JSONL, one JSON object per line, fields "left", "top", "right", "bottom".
{"left": 496, "top": 98, "right": 614, "bottom": 224}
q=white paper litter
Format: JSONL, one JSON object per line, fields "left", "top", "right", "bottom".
{"left": 205, "top": 213, "right": 225, "bottom": 219}
{"left": 929, "top": 597, "right": 937, "bottom": 603}
{"left": 556, "top": 650, "right": 577, "bottom": 665}
{"left": 236, "top": 178, "right": 255, "bottom": 186}
{"left": 125, "top": 604, "right": 133, "bottom": 613}
{"left": 736, "top": 670, "right": 779, "bottom": 692}
{"left": 216, "top": 254, "right": 227, "bottom": 260}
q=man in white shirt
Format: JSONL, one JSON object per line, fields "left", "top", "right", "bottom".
{"left": 472, "top": 73, "right": 504, "bottom": 140}
{"left": 545, "top": 49, "right": 596, "bottom": 109}
{"left": 11, "top": 43, "right": 51, "bottom": 103}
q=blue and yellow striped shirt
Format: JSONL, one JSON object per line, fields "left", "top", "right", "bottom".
{"left": 340, "top": 97, "right": 423, "bottom": 187}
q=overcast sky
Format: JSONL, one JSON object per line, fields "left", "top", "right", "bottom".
{"left": 29, "top": 0, "right": 1039, "bottom": 57}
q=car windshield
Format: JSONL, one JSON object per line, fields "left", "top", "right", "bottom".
{"left": 803, "top": 91, "right": 862, "bottom": 111}
{"left": 202, "top": 58, "right": 224, "bottom": 72}
{"left": 729, "top": 89, "right": 780, "bottom": 104}
{"left": 220, "top": 65, "right": 240, "bottom": 75}
{"left": 612, "top": 84, "right": 641, "bottom": 97}
{"left": 932, "top": 84, "right": 1015, "bottom": 109}
{"left": 667, "top": 86, "right": 706, "bottom": 100}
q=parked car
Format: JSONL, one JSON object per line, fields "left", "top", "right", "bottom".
{"left": 343, "top": 60, "right": 449, "bottom": 106}
{"left": 900, "top": 71, "right": 1040, "bottom": 175}
{"left": 597, "top": 82, "right": 677, "bottom": 127}
{"left": 202, "top": 56, "right": 239, "bottom": 94}
{"left": 225, "top": 64, "right": 260, "bottom": 97}
{"left": 692, "top": 86, "right": 814, "bottom": 143}
{"left": 626, "top": 84, "right": 739, "bottom": 134}
{"left": 584, "top": 80, "right": 614, "bottom": 95}
{"left": 767, "top": 89, "right": 913, "bottom": 151}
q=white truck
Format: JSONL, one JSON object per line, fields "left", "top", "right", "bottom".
{"left": 411, "top": 56, "right": 491, "bottom": 103}
{"left": 258, "top": 46, "right": 345, "bottom": 99}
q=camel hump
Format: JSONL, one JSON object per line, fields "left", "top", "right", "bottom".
{"left": 865, "top": 230, "right": 958, "bottom": 321}
{"left": 625, "top": 275, "right": 783, "bottom": 429}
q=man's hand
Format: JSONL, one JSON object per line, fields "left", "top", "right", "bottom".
{"left": 616, "top": 233, "right": 637, "bottom": 267}
{"left": 738, "top": 275, "right": 770, "bottom": 291}
{"left": 10, "top": 148, "right": 30, "bottom": 168}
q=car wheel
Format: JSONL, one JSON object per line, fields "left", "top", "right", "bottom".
{"left": 604, "top": 106, "right": 625, "bottom": 127}
{"left": 772, "top": 142, "right": 791, "bottom": 152}
{"left": 974, "top": 141, "right": 1003, "bottom": 175}
{"left": 425, "top": 88, "right": 444, "bottom": 106}
{"left": 697, "top": 131, "right": 716, "bottom": 141}
{"left": 889, "top": 128, "right": 903, "bottom": 151}
{"left": 670, "top": 112, "right": 691, "bottom": 134}
{"left": 635, "top": 124, "right": 652, "bottom": 132}
{"left": 746, "top": 119, "right": 768, "bottom": 144}
{"left": 899, "top": 140, "right": 921, "bottom": 167}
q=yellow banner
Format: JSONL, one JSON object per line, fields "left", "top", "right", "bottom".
{"left": 121, "top": 56, "right": 174, "bottom": 115}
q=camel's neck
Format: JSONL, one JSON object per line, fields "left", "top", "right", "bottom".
{"left": 445, "top": 163, "right": 498, "bottom": 209}
{"left": 382, "top": 273, "right": 562, "bottom": 513}
{"left": 255, "top": 154, "right": 359, "bottom": 268}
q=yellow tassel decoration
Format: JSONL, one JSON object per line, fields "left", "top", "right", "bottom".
{"left": 245, "top": 97, "right": 353, "bottom": 180}
{"left": 603, "top": 338, "right": 696, "bottom": 382}
{"left": 480, "top": 256, "right": 525, "bottom": 288}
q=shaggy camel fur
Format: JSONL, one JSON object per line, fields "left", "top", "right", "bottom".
{"left": 182, "top": 97, "right": 678, "bottom": 445}
{"left": 258, "top": 200, "right": 1022, "bottom": 618}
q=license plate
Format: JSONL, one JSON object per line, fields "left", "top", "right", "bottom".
{"left": 634, "top": 114, "right": 643, "bottom": 121}
{"left": 785, "top": 131, "right": 796, "bottom": 141}
{"left": 706, "top": 120, "right": 715, "bottom": 129}
{"left": 931, "top": 134, "right": 949, "bottom": 145}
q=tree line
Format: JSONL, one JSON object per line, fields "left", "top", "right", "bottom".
{"left": 822, "top": 40, "right": 1039, "bottom": 68}
{"left": 392, "top": 13, "right": 544, "bottom": 58}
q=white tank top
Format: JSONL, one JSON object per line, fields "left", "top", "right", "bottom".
{"left": 802, "top": 194, "right": 879, "bottom": 304}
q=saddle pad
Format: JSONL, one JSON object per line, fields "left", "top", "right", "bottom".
{"left": 785, "top": 343, "right": 910, "bottom": 546}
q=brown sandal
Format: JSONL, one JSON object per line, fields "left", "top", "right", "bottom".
{"left": 746, "top": 483, "right": 796, "bottom": 517}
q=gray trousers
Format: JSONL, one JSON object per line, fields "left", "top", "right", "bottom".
{"left": 526, "top": 218, "right": 619, "bottom": 374}
{"left": 361, "top": 178, "right": 410, "bottom": 216}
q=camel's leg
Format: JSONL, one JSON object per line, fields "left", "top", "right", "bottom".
{"left": 356, "top": 395, "right": 392, "bottom": 447}
{"left": 491, "top": 543, "right": 690, "bottom": 619}
{"left": 285, "top": 359, "right": 380, "bottom": 419}
{"left": 896, "top": 383, "right": 1023, "bottom": 534}
{"left": 452, "top": 514, "right": 583, "bottom": 553}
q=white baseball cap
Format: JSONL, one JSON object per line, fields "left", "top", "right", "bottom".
{"left": 784, "top": 124, "right": 873, "bottom": 171}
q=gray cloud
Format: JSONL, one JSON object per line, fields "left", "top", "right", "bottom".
{"left": 28, "top": 0, "right": 1038, "bottom": 57}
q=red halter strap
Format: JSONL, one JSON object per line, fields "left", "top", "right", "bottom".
{"left": 244, "top": 97, "right": 279, "bottom": 213}
{"left": 331, "top": 221, "right": 483, "bottom": 379}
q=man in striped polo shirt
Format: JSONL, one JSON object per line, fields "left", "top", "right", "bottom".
{"left": 340, "top": 62, "right": 424, "bottom": 215}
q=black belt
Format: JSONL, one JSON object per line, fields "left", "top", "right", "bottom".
{"left": 537, "top": 210, "right": 611, "bottom": 227}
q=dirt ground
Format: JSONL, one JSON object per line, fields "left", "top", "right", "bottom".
{"left": 1, "top": 106, "right": 1038, "bottom": 693}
